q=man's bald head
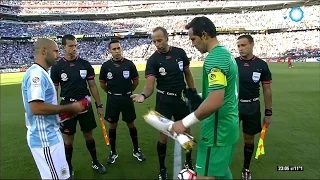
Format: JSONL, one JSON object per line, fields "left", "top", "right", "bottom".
{"left": 34, "top": 38, "right": 56, "bottom": 54}
{"left": 34, "top": 38, "right": 60, "bottom": 68}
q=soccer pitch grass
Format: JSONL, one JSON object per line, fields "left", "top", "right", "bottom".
{"left": 0, "top": 63, "right": 319, "bottom": 179}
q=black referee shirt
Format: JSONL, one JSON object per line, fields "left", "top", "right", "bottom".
{"left": 236, "top": 56, "right": 272, "bottom": 100}
{"left": 145, "top": 46, "right": 190, "bottom": 93}
{"left": 50, "top": 56, "right": 94, "bottom": 100}
{"left": 99, "top": 58, "right": 139, "bottom": 94}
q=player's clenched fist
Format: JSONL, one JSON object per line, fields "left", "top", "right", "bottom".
{"left": 59, "top": 97, "right": 90, "bottom": 122}
{"left": 170, "top": 120, "right": 187, "bottom": 135}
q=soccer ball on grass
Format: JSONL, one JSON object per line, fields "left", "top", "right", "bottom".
{"left": 177, "top": 168, "right": 197, "bottom": 180}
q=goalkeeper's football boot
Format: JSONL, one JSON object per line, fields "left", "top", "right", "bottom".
{"left": 92, "top": 160, "right": 107, "bottom": 174}
{"left": 107, "top": 151, "right": 118, "bottom": 164}
{"left": 241, "top": 167, "right": 252, "bottom": 180}
{"left": 133, "top": 148, "right": 146, "bottom": 162}
{"left": 184, "top": 159, "right": 194, "bottom": 170}
{"left": 158, "top": 168, "right": 168, "bottom": 180}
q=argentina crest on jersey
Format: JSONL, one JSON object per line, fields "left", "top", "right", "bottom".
{"left": 80, "top": 70, "right": 87, "bottom": 79}
{"left": 252, "top": 72, "right": 261, "bottom": 83}
{"left": 178, "top": 61, "right": 183, "bottom": 71}
{"left": 123, "top": 70, "right": 130, "bottom": 79}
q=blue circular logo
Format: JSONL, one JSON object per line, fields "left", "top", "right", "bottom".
{"left": 289, "top": 7, "right": 304, "bottom": 22}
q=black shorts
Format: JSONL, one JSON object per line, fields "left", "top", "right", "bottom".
{"left": 60, "top": 100, "right": 97, "bottom": 135}
{"left": 155, "top": 92, "right": 190, "bottom": 121}
{"left": 104, "top": 94, "right": 136, "bottom": 124}
{"left": 239, "top": 101, "right": 262, "bottom": 135}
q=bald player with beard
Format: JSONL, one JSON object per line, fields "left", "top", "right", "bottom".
{"left": 21, "top": 38, "right": 88, "bottom": 179}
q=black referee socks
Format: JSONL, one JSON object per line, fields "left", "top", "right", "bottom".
{"left": 64, "top": 144, "right": 73, "bottom": 168}
{"left": 157, "top": 141, "right": 167, "bottom": 169}
{"left": 186, "top": 149, "right": 192, "bottom": 162}
{"left": 129, "top": 127, "right": 139, "bottom": 152}
{"left": 243, "top": 143, "right": 254, "bottom": 169}
{"left": 109, "top": 129, "right": 117, "bottom": 152}
{"left": 86, "top": 139, "right": 97, "bottom": 161}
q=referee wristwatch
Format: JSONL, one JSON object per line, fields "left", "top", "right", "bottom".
{"left": 95, "top": 102, "right": 103, "bottom": 108}
{"left": 141, "top": 93, "right": 147, "bottom": 100}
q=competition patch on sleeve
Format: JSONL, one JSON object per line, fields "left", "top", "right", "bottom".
{"left": 31, "top": 76, "right": 41, "bottom": 87}
{"left": 208, "top": 68, "right": 227, "bottom": 86}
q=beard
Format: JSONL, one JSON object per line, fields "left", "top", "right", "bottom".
{"left": 45, "top": 54, "right": 57, "bottom": 67}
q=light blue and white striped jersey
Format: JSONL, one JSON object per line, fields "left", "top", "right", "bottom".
{"left": 21, "top": 64, "right": 61, "bottom": 148}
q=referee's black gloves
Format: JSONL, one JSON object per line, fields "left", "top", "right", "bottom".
{"left": 184, "top": 88, "right": 203, "bottom": 112}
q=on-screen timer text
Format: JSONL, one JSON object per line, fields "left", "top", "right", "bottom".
{"left": 277, "top": 166, "right": 304, "bottom": 172}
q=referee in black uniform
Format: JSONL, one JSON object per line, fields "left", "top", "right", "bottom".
{"left": 131, "top": 27, "right": 196, "bottom": 180}
{"left": 50, "top": 34, "right": 106, "bottom": 177}
{"left": 236, "top": 35, "right": 273, "bottom": 180}
{"left": 99, "top": 39, "right": 146, "bottom": 164}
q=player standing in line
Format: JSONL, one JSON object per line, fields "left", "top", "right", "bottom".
{"left": 22, "top": 38, "right": 88, "bottom": 179}
{"left": 131, "top": 27, "right": 196, "bottom": 180}
{"left": 99, "top": 39, "right": 146, "bottom": 164}
{"left": 236, "top": 35, "right": 272, "bottom": 180}
{"left": 50, "top": 34, "right": 106, "bottom": 177}
{"left": 287, "top": 56, "right": 294, "bottom": 68}
{"left": 171, "top": 16, "right": 240, "bottom": 180}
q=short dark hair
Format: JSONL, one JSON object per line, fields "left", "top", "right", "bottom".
{"left": 62, "top": 34, "right": 76, "bottom": 45}
{"left": 237, "top": 35, "right": 254, "bottom": 43}
{"left": 185, "top": 16, "right": 217, "bottom": 38}
{"left": 108, "top": 39, "right": 120, "bottom": 49}
{"left": 152, "top": 26, "right": 169, "bottom": 38}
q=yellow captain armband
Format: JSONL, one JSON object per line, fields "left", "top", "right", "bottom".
{"left": 208, "top": 68, "right": 227, "bottom": 86}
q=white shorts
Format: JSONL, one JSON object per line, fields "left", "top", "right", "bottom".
{"left": 28, "top": 133, "right": 70, "bottom": 179}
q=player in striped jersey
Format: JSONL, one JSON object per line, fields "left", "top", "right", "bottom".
{"left": 171, "top": 16, "right": 240, "bottom": 179}
{"left": 21, "top": 38, "right": 87, "bottom": 179}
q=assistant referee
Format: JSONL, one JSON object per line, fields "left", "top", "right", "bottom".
{"left": 50, "top": 34, "right": 106, "bottom": 177}
{"left": 236, "top": 34, "right": 273, "bottom": 180}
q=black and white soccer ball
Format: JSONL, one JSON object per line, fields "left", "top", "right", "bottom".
{"left": 177, "top": 168, "right": 197, "bottom": 180}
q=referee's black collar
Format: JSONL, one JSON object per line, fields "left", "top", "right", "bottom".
{"left": 63, "top": 56, "right": 79, "bottom": 62}
{"left": 240, "top": 56, "right": 257, "bottom": 61}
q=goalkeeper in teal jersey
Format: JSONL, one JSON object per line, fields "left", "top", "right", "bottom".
{"left": 171, "top": 16, "right": 240, "bottom": 180}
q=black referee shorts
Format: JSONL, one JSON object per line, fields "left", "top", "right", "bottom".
{"left": 104, "top": 93, "right": 136, "bottom": 124}
{"left": 239, "top": 101, "right": 262, "bottom": 136}
{"left": 60, "top": 99, "right": 97, "bottom": 135}
{"left": 155, "top": 91, "right": 189, "bottom": 121}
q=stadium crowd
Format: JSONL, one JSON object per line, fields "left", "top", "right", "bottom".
{"left": 1, "top": 30, "right": 319, "bottom": 67}
{"left": 1, "top": 5, "right": 319, "bottom": 38}
{"left": 1, "top": 1, "right": 293, "bottom": 15}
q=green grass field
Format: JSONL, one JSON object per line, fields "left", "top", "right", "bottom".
{"left": 0, "top": 63, "right": 319, "bottom": 179}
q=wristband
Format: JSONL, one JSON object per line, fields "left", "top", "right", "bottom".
{"left": 182, "top": 112, "right": 200, "bottom": 128}
{"left": 265, "top": 109, "right": 272, "bottom": 116}
{"left": 95, "top": 102, "right": 103, "bottom": 108}
{"left": 141, "top": 93, "right": 147, "bottom": 100}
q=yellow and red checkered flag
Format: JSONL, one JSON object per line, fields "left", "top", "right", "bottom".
{"left": 255, "top": 124, "right": 267, "bottom": 159}
{"left": 99, "top": 117, "right": 109, "bottom": 146}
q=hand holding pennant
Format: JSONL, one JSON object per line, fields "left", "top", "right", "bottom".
{"left": 255, "top": 124, "right": 267, "bottom": 159}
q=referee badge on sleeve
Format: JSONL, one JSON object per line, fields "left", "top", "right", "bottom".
{"left": 123, "top": 70, "right": 130, "bottom": 79}
{"left": 80, "top": 70, "right": 87, "bottom": 79}
{"left": 178, "top": 61, "right": 183, "bottom": 71}
{"left": 252, "top": 72, "right": 261, "bottom": 83}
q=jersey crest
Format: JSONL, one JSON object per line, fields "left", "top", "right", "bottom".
{"left": 107, "top": 72, "right": 113, "bottom": 79}
{"left": 252, "top": 72, "right": 261, "bottom": 83}
{"left": 123, "top": 70, "right": 130, "bottom": 79}
{"left": 80, "top": 70, "right": 87, "bottom": 79}
{"left": 159, "top": 67, "right": 167, "bottom": 76}
{"left": 178, "top": 61, "right": 183, "bottom": 71}
{"left": 61, "top": 73, "right": 68, "bottom": 81}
